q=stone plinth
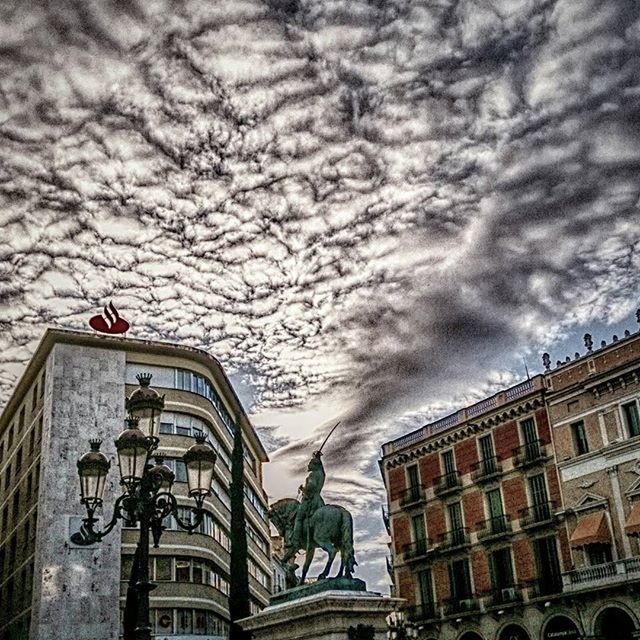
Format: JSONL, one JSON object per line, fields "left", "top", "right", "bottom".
{"left": 239, "top": 587, "right": 404, "bottom": 640}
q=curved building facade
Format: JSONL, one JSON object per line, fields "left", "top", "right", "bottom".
{"left": 0, "top": 329, "right": 271, "bottom": 640}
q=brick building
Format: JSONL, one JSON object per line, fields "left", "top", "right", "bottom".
{"left": 381, "top": 324, "right": 640, "bottom": 640}
{"left": 0, "top": 329, "right": 271, "bottom": 639}
{"left": 381, "top": 376, "right": 573, "bottom": 640}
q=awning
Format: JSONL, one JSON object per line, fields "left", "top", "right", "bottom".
{"left": 625, "top": 502, "right": 640, "bottom": 536}
{"left": 570, "top": 511, "right": 611, "bottom": 547}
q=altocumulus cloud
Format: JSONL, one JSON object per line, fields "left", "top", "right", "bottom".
{"left": 1, "top": 0, "right": 640, "bottom": 591}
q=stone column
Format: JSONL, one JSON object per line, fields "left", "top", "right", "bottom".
{"left": 29, "top": 343, "right": 125, "bottom": 640}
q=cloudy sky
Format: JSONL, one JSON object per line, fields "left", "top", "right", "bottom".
{"left": 1, "top": 0, "right": 640, "bottom": 592}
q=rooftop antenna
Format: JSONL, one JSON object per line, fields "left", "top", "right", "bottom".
{"left": 522, "top": 356, "right": 530, "bottom": 380}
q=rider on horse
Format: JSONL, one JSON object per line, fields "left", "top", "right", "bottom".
{"left": 291, "top": 450, "right": 325, "bottom": 549}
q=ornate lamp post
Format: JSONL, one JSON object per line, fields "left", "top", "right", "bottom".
{"left": 386, "top": 610, "right": 419, "bottom": 640}
{"left": 72, "top": 374, "right": 217, "bottom": 640}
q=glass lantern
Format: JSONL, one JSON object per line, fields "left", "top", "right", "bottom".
{"left": 125, "top": 373, "right": 165, "bottom": 437}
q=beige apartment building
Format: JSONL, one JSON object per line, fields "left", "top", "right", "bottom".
{"left": 545, "top": 329, "right": 640, "bottom": 638}
{"left": 0, "top": 328, "right": 271, "bottom": 640}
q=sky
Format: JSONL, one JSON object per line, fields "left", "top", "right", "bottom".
{"left": 1, "top": 0, "right": 640, "bottom": 593}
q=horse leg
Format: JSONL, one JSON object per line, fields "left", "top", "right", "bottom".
{"left": 318, "top": 543, "right": 337, "bottom": 580}
{"left": 300, "top": 545, "right": 316, "bottom": 585}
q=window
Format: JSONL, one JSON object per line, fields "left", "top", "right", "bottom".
{"left": 448, "top": 502, "right": 465, "bottom": 545}
{"left": 15, "top": 448, "right": 22, "bottom": 473}
{"left": 7, "top": 425, "right": 13, "bottom": 449}
{"left": 158, "top": 411, "right": 232, "bottom": 469}
{"left": 1, "top": 506, "right": 8, "bottom": 534}
{"left": 32, "top": 384, "right": 38, "bottom": 411}
{"left": 121, "top": 555, "right": 133, "bottom": 581}
{"left": 29, "top": 429, "right": 35, "bottom": 455}
{"left": 533, "top": 536, "right": 562, "bottom": 595}
{"left": 441, "top": 450, "right": 456, "bottom": 476}
{"left": 521, "top": 417, "right": 538, "bottom": 444}
{"left": 406, "top": 464, "right": 420, "bottom": 501}
{"left": 571, "top": 420, "right": 589, "bottom": 455}
{"left": 165, "top": 458, "right": 187, "bottom": 483}
{"left": 478, "top": 435, "right": 496, "bottom": 472}
{"left": 248, "top": 558, "right": 271, "bottom": 589}
{"left": 417, "top": 569, "right": 434, "bottom": 615}
{"left": 586, "top": 544, "right": 612, "bottom": 566}
{"left": 177, "top": 609, "right": 192, "bottom": 634}
{"left": 244, "top": 485, "right": 268, "bottom": 520}
{"left": 448, "top": 558, "right": 472, "bottom": 599}
{"left": 174, "top": 368, "right": 236, "bottom": 438}
{"left": 412, "top": 514, "right": 427, "bottom": 551}
{"left": 5, "top": 463, "right": 11, "bottom": 488}
{"left": 622, "top": 401, "right": 640, "bottom": 438}
{"left": 154, "top": 556, "right": 172, "bottom": 581}
{"left": 18, "top": 407, "right": 25, "bottom": 430}
{"left": 489, "top": 548, "right": 514, "bottom": 589}
{"left": 175, "top": 558, "right": 191, "bottom": 582}
{"left": 486, "top": 489, "right": 506, "bottom": 532}
{"left": 12, "top": 489, "right": 20, "bottom": 521}
{"left": 247, "top": 522, "right": 269, "bottom": 555}
{"left": 155, "top": 609, "right": 173, "bottom": 634}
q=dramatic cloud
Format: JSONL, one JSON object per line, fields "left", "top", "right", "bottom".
{"left": 2, "top": 0, "right": 640, "bottom": 590}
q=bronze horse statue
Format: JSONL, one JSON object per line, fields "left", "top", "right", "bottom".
{"left": 269, "top": 498, "right": 357, "bottom": 585}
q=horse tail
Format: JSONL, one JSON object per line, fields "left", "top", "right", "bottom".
{"left": 341, "top": 508, "right": 357, "bottom": 574}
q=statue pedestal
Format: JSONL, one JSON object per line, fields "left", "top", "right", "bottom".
{"left": 238, "top": 581, "right": 404, "bottom": 640}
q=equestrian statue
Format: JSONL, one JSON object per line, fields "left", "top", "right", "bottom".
{"left": 268, "top": 423, "right": 357, "bottom": 588}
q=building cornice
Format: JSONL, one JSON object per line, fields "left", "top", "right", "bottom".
{"left": 383, "top": 396, "right": 544, "bottom": 468}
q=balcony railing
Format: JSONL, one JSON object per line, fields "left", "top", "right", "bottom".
{"left": 406, "top": 602, "right": 438, "bottom": 622}
{"left": 470, "top": 456, "right": 503, "bottom": 483}
{"left": 484, "top": 585, "right": 523, "bottom": 607}
{"left": 519, "top": 502, "right": 557, "bottom": 529}
{"left": 512, "top": 439, "right": 548, "bottom": 468}
{"left": 476, "top": 515, "right": 513, "bottom": 541}
{"left": 443, "top": 595, "right": 479, "bottom": 616}
{"left": 399, "top": 484, "right": 427, "bottom": 508}
{"left": 437, "top": 527, "right": 470, "bottom": 552}
{"left": 434, "top": 471, "right": 462, "bottom": 497}
{"left": 403, "top": 538, "right": 435, "bottom": 563}
{"left": 562, "top": 556, "right": 640, "bottom": 592}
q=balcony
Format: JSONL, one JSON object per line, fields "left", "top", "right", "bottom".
{"left": 484, "top": 585, "right": 523, "bottom": 608}
{"left": 443, "top": 595, "right": 480, "bottom": 616}
{"left": 512, "top": 439, "right": 548, "bottom": 469}
{"left": 399, "top": 485, "right": 427, "bottom": 509}
{"left": 437, "top": 528, "right": 470, "bottom": 553}
{"left": 562, "top": 556, "right": 640, "bottom": 593}
{"left": 470, "top": 456, "right": 503, "bottom": 484}
{"left": 434, "top": 471, "right": 462, "bottom": 497}
{"left": 476, "top": 515, "right": 513, "bottom": 542}
{"left": 403, "top": 538, "right": 436, "bottom": 563}
{"left": 406, "top": 602, "right": 439, "bottom": 622}
{"left": 519, "top": 502, "right": 558, "bottom": 530}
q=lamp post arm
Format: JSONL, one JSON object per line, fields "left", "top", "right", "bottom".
{"left": 154, "top": 491, "right": 206, "bottom": 533}
{"left": 71, "top": 493, "right": 128, "bottom": 546}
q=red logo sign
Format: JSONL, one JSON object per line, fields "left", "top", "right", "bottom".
{"left": 89, "top": 302, "right": 130, "bottom": 334}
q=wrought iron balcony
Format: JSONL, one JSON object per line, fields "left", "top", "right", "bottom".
{"left": 399, "top": 484, "right": 427, "bottom": 508}
{"left": 470, "top": 456, "right": 503, "bottom": 484}
{"left": 484, "top": 585, "right": 523, "bottom": 607}
{"left": 406, "top": 602, "right": 439, "bottom": 622}
{"left": 434, "top": 471, "right": 462, "bottom": 497}
{"left": 519, "top": 502, "right": 558, "bottom": 529}
{"left": 512, "top": 439, "right": 548, "bottom": 468}
{"left": 562, "top": 556, "right": 640, "bottom": 593}
{"left": 443, "top": 595, "right": 479, "bottom": 616}
{"left": 476, "top": 515, "right": 513, "bottom": 542}
{"left": 403, "top": 538, "right": 435, "bottom": 563}
{"left": 437, "top": 527, "right": 470, "bottom": 552}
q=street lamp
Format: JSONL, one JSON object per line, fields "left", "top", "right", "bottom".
{"left": 71, "top": 373, "right": 217, "bottom": 640}
{"left": 386, "top": 610, "right": 419, "bottom": 640}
